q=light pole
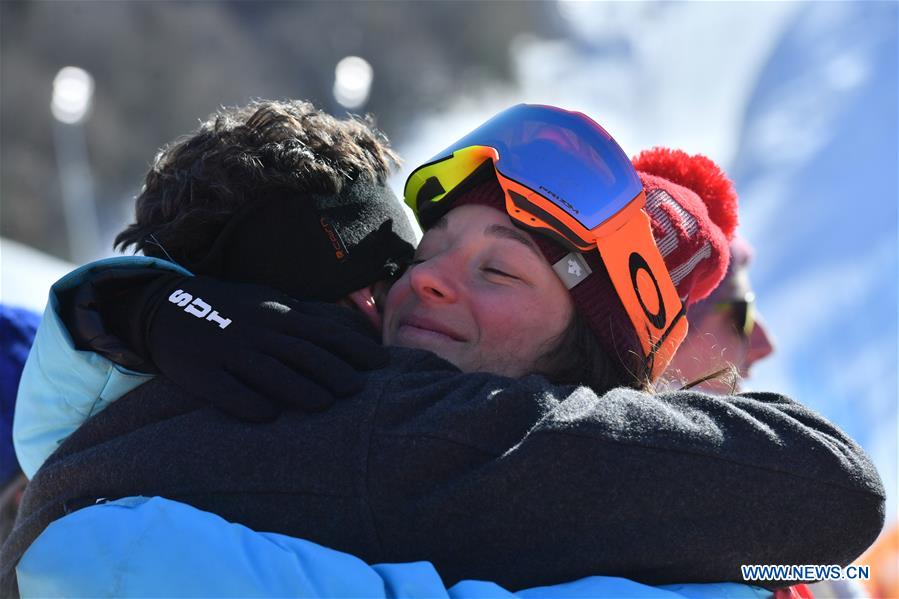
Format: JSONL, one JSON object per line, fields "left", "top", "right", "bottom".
{"left": 51, "top": 66, "right": 101, "bottom": 263}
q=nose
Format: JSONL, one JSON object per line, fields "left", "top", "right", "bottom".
{"left": 745, "top": 318, "right": 774, "bottom": 370}
{"left": 407, "top": 258, "right": 459, "bottom": 304}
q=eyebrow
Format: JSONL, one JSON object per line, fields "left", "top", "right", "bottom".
{"left": 484, "top": 224, "right": 542, "bottom": 258}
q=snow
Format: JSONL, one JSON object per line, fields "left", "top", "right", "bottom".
{"left": 0, "top": 237, "right": 75, "bottom": 313}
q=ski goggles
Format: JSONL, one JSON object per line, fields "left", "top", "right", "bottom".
{"left": 404, "top": 104, "right": 687, "bottom": 378}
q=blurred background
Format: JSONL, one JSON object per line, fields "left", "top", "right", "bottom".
{"left": 1, "top": 0, "right": 896, "bottom": 586}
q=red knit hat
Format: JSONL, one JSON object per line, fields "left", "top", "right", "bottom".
{"left": 451, "top": 147, "right": 738, "bottom": 381}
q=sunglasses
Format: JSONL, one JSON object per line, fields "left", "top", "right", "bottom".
{"left": 715, "top": 292, "right": 756, "bottom": 338}
{"left": 404, "top": 104, "right": 687, "bottom": 379}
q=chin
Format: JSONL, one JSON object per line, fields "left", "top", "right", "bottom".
{"left": 462, "top": 357, "right": 527, "bottom": 378}
{"left": 421, "top": 345, "right": 462, "bottom": 367}
{"left": 392, "top": 336, "right": 455, "bottom": 363}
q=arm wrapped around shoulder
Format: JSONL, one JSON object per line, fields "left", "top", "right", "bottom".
{"left": 369, "top": 378, "right": 885, "bottom": 590}
{"left": 513, "top": 388, "right": 886, "bottom": 587}
{"left": 608, "top": 389, "right": 886, "bottom": 579}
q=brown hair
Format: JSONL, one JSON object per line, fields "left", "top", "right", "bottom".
{"left": 115, "top": 100, "right": 399, "bottom": 267}
{"left": 536, "top": 309, "right": 653, "bottom": 395}
{"left": 676, "top": 364, "right": 740, "bottom": 393}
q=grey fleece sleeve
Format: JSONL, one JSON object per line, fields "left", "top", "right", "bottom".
{"left": 368, "top": 367, "right": 885, "bottom": 590}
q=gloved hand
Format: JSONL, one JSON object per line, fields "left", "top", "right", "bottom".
{"left": 71, "top": 268, "right": 388, "bottom": 422}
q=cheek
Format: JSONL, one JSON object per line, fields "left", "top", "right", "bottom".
{"left": 382, "top": 276, "right": 412, "bottom": 343}
{"left": 685, "top": 313, "right": 748, "bottom": 369}
{"left": 473, "top": 293, "right": 571, "bottom": 357}
{"left": 373, "top": 278, "right": 393, "bottom": 311}
{"left": 709, "top": 316, "right": 745, "bottom": 356}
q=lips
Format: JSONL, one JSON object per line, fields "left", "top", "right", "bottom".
{"left": 398, "top": 314, "right": 467, "bottom": 342}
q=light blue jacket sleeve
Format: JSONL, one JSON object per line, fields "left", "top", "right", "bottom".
{"left": 17, "top": 496, "right": 769, "bottom": 599}
{"left": 13, "top": 256, "right": 191, "bottom": 478}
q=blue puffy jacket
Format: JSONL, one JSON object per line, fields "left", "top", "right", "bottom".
{"left": 19, "top": 496, "right": 767, "bottom": 598}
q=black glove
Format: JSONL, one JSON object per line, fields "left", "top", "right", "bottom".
{"left": 66, "top": 268, "right": 388, "bottom": 422}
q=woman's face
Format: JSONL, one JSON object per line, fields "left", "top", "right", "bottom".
{"left": 667, "top": 301, "right": 773, "bottom": 393}
{"left": 382, "top": 204, "right": 574, "bottom": 377}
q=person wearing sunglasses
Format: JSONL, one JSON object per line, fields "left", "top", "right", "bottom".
{"left": 666, "top": 236, "right": 774, "bottom": 393}
{"left": 4, "top": 105, "right": 884, "bottom": 597}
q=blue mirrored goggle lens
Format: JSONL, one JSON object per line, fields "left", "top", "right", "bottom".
{"left": 429, "top": 105, "right": 643, "bottom": 230}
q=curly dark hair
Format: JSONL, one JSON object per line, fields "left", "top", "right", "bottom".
{"left": 115, "top": 100, "right": 400, "bottom": 267}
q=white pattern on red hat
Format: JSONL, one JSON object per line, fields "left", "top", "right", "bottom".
{"left": 645, "top": 190, "right": 680, "bottom": 257}
{"left": 669, "top": 243, "right": 713, "bottom": 288}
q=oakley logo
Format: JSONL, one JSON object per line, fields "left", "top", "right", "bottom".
{"left": 168, "top": 290, "right": 232, "bottom": 329}
{"left": 628, "top": 252, "right": 666, "bottom": 329}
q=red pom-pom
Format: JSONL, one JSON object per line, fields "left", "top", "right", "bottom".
{"left": 632, "top": 147, "right": 738, "bottom": 240}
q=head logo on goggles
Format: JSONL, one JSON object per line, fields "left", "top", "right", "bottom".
{"left": 404, "top": 104, "right": 687, "bottom": 378}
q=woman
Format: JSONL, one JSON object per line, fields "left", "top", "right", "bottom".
{"left": 387, "top": 105, "right": 737, "bottom": 393}
{"left": 4, "top": 105, "right": 884, "bottom": 596}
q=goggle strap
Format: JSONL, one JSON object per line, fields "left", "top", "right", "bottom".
{"left": 645, "top": 301, "right": 688, "bottom": 374}
{"left": 595, "top": 210, "right": 688, "bottom": 378}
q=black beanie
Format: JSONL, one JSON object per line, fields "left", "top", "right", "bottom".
{"left": 187, "top": 178, "right": 417, "bottom": 302}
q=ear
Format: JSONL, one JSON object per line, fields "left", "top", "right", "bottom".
{"left": 345, "top": 285, "right": 382, "bottom": 331}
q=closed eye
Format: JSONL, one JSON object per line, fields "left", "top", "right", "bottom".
{"left": 483, "top": 267, "right": 519, "bottom": 280}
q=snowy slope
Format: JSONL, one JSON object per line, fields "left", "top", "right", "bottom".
{"left": 0, "top": 237, "right": 75, "bottom": 312}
